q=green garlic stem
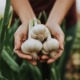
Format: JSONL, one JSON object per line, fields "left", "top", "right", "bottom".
{"left": 47, "top": 28, "right": 52, "bottom": 40}
{"left": 28, "top": 19, "right": 34, "bottom": 39}
{"left": 33, "top": 17, "right": 38, "bottom": 26}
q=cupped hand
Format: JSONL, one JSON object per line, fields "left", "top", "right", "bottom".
{"left": 14, "top": 23, "right": 37, "bottom": 65}
{"left": 41, "top": 22, "right": 65, "bottom": 64}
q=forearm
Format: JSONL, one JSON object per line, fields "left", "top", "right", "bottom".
{"left": 47, "top": 0, "right": 75, "bottom": 25}
{"left": 11, "top": 0, "right": 35, "bottom": 24}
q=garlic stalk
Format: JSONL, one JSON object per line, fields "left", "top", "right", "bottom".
{"left": 21, "top": 19, "right": 42, "bottom": 60}
{"left": 42, "top": 29, "right": 59, "bottom": 58}
{"left": 30, "top": 18, "right": 49, "bottom": 42}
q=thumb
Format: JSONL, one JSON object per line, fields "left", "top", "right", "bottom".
{"left": 56, "top": 33, "right": 64, "bottom": 50}
{"left": 58, "top": 35, "right": 64, "bottom": 50}
{"left": 14, "top": 34, "right": 22, "bottom": 50}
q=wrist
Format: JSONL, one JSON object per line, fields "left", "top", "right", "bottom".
{"left": 21, "top": 15, "right": 36, "bottom": 24}
{"left": 46, "top": 20, "right": 59, "bottom": 28}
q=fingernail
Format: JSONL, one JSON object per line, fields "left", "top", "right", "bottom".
{"left": 47, "top": 60, "right": 54, "bottom": 64}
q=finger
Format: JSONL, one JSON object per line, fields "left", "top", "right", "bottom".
{"left": 37, "top": 56, "right": 40, "bottom": 60}
{"left": 40, "top": 60, "right": 47, "bottom": 63}
{"left": 14, "top": 50, "right": 32, "bottom": 60}
{"left": 22, "top": 36, "right": 27, "bottom": 41}
{"left": 29, "top": 60, "right": 37, "bottom": 65}
{"left": 57, "top": 34, "right": 64, "bottom": 50}
{"left": 54, "top": 49, "right": 63, "bottom": 61}
{"left": 47, "top": 58, "right": 55, "bottom": 64}
{"left": 41, "top": 55, "right": 49, "bottom": 60}
{"left": 47, "top": 49, "right": 63, "bottom": 64}
{"left": 14, "top": 34, "right": 22, "bottom": 50}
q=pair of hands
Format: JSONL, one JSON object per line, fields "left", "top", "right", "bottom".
{"left": 14, "top": 22, "right": 64, "bottom": 65}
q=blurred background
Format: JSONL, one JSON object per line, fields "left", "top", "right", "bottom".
{"left": 0, "top": 0, "right": 80, "bottom": 80}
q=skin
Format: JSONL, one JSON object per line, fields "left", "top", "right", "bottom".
{"left": 11, "top": 0, "right": 75, "bottom": 65}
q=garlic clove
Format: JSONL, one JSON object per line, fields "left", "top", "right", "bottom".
{"left": 21, "top": 39, "right": 42, "bottom": 54}
{"left": 37, "top": 34, "right": 45, "bottom": 41}
{"left": 30, "top": 30, "right": 45, "bottom": 41}
{"left": 42, "top": 41, "right": 50, "bottom": 52}
{"left": 42, "top": 38, "right": 59, "bottom": 56}
{"left": 44, "top": 28, "right": 50, "bottom": 39}
{"left": 31, "top": 52, "right": 38, "bottom": 60}
{"left": 30, "top": 24, "right": 50, "bottom": 41}
{"left": 32, "top": 24, "right": 46, "bottom": 35}
{"left": 50, "top": 51, "right": 57, "bottom": 58}
{"left": 47, "top": 38, "right": 59, "bottom": 50}
{"left": 30, "top": 31, "right": 38, "bottom": 39}
{"left": 26, "top": 39, "right": 42, "bottom": 52}
{"left": 21, "top": 42, "right": 30, "bottom": 54}
{"left": 42, "top": 49, "right": 49, "bottom": 55}
{"left": 33, "top": 39, "right": 42, "bottom": 52}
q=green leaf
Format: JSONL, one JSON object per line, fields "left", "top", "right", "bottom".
{"left": 50, "top": 68, "right": 57, "bottom": 80}
{"left": 0, "top": 74, "right": 8, "bottom": 80}
{"left": 20, "top": 61, "right": 30, "bottom": 80}
{"left": 1, "top": 49, "right": 20, "bottom": 72}
{"left": 49, "top": 63, "right": 58, "bottom": 80}
{"left": 27, "top": 62, "right": 42, "bottom": 80}
{"left": 42, "top": 11, "right": 47, "bottom": 22}
{"left": 0, "top": 59, "right": 15, "bottom": 80}
{"left": 5, "top": 19, "right": 19, "bottom": 47}
{"left": 0, "top": 0, "right": 11, "bottom": 55}
{"left": 0, "top": 18, "right": 3, "bottom": 35}
{"left": 38, "top": 12, "right": 42, "bottom": 20}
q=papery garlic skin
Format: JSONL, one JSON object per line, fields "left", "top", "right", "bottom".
{"left": 30, "top": 24, "right": 48, "bottom": 41}
{"left": 21, "top": 39, "right": 42, "bottom": 59}
{"left": 42, "top": 38, "right": 59, "bottom": 56}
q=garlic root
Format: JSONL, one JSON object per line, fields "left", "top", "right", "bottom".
{"left": 50, "top": 51, "right": 57, "bottom": 58}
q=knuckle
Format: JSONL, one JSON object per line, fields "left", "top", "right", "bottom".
{"left": 54, "top": 32, "right": 60, "bottom": 37}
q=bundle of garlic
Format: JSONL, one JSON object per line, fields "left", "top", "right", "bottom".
{"left": 30, "top": 18, "right": 59, "bottom": 58}
{"left": 21, "top": 20, "right": 42, "bottom": 60}
{"left": 21, "top": 18, "right": 59, "bottom": 60}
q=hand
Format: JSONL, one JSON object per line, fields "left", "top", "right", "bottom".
{"left": 14, "top": 23, "right": 37, "bottom": 65}
{"left": 41, "top": 22, "right": 65, "bottom": 64}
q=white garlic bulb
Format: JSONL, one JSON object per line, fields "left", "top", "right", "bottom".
{"left": 21, "top": 19, "right": 43, "bottom": 60}
{"left": 30, "top": 24, "right": 49, "bottom": 41}
{"left": 42, "top": 38, "right": 59, "bottom": 57}
{"left": 21, "top": 39, "right": 42, "bottom": 59}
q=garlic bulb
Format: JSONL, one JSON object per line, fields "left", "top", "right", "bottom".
{"left": 21, "top": 39, "right": 42, "bottom": 59}
{"left": 30, "top": 18, "right": 49, "bottom": 41}
{"left": 30, "top": 24, "right": 49, "bottom": 41}
{"left": 21, "top": 19, "right": 42, "bottom": 60}
{"left": 43, "top": 38, "right": 59, "bottom": 54}
{"left": 42, "top": 38, "right": 59, "bottom": 57}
